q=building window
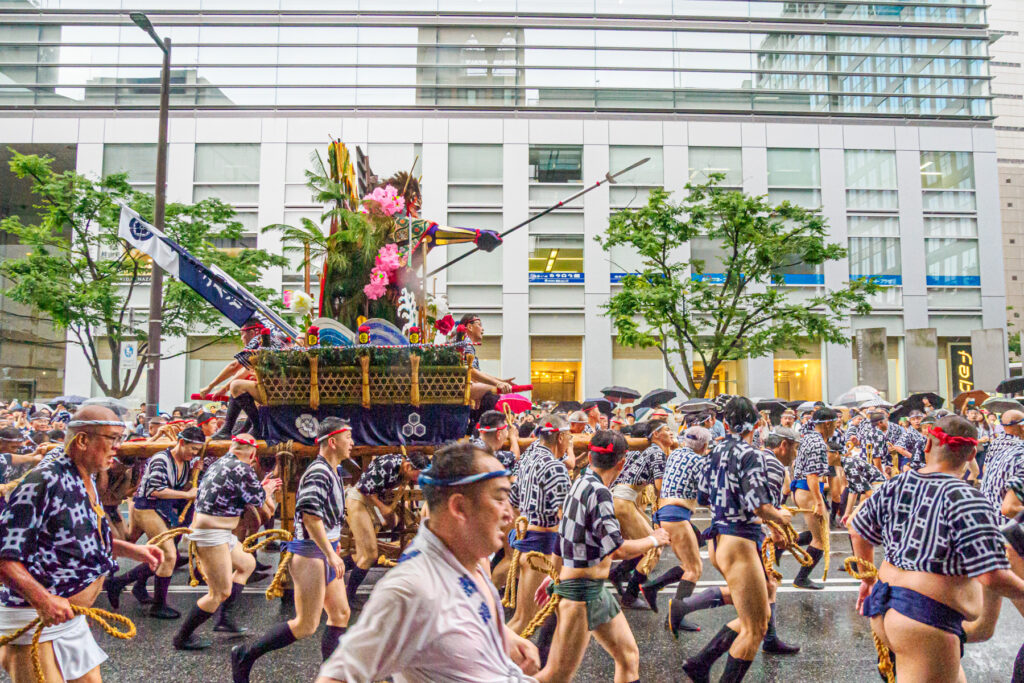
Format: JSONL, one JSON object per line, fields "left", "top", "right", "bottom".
{"left": 609, "top": 146, "right": 663, "bottom": 209}
{"left": 529, "top": 145, "right": 582, "bottom": 184}
{"left": 845, "top": 150, "right": 900, "bottom": 299}
{"left": 921, "top": 152, "right": 979, "bottom": 308}
{"left": 102, "top": 143, "right": 156, "bottom": 194}
{"left": 688, "top": 146, "right": 742, "bottom": 189}
{"left": 194, "top": 143, "right": 260, "bottom": 248}
{"left": 767, "top": 148, "right": 821, "bottom": 207}
{"left": 920, "top": 151, "right": 976, "bottom": 211}
{"left": 447, "top": 145, "right": 503, "bottom": 291}
{"left": 449, "top": 144, "right": 502, "bottom": 207}
{"left": 528, "top": 235, "right": 584, "bottom": 283}
{"left": 848, "top": 216, "right": 902, "bottom": 285}
{"left": 845, "top": 149, "right": 898, "bottom": 211}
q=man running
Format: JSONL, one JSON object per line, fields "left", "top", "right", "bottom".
{"left": 173, "top": 434, "right": 281, "bottom": 650}
{"left": 233, "top": 418, "right": 353, "bottom": 682}
{"left": 849, "top": 415, "right": 1024, "bottom": 683}
{"left": 344, "top": 450, "right": 429, "bottom": 604}
{"left": 0, "top": 406, "right": 163, "bottom": 683}
{"left": 534, "top": 430, "right": 669, "bottom": 683}
{"left": 317, "top": 441, "right": 539, "bottom": 682}
{"left": 790, "top": 406, "right": 837, "bottom": 590}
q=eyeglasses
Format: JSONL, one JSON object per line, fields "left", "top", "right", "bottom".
{"left": 85, "top": 431, "right": 126, "bottom": 447}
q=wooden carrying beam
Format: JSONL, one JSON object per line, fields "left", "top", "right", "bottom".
{"left": 114, "top": 434, "right": 650, "bottom": 460}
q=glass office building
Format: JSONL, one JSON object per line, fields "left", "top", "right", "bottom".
{"left": 0, "top": 1, "right": 1005, "bottom": 403}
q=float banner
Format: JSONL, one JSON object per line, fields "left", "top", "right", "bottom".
{"left": 258, "top": 404, "right": 471, "bottom": 446}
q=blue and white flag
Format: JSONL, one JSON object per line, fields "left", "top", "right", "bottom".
{"left": 118, "top": 204, "right": 257, "bottom": 327}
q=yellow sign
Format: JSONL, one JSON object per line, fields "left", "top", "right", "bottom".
{"left": 951, "top": 344, "right": 974, "bottom": 393}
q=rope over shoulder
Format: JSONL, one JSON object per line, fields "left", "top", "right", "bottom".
{"left": 0, "top": 605, "right": 136, "bottom": 683}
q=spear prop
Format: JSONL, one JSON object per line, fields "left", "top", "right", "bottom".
{"left": 426, "top": 157, "right": 650, "bottom": 278}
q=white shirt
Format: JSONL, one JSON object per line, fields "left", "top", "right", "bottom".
{"left": 319, "top": 523, "right": 535, "bottom": 683}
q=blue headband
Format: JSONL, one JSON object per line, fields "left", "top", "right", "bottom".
{"left": 67, "top": 420, "right": 125, "bottom": 428}
{"left": 418, "top": 468, "right": 512, "bottom": 488}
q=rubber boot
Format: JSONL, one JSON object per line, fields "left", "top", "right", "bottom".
{"left": 621, "top": 570, "right": 647, "bottom": 608}
{"left": 682, "top": 624, "right": 738, "bottom": 683}
{"left": 609, "top": 557, "right": 640, "bottom": 598}
{"left": 236, "top": 394, "right": 261, "bottom": 437}
{"left": 793, "top": 546, "right": 825, "bottom": 590}
{"left": 148, "top": 575, "right": 181, "bottom": 619}
{"left": 215, "top": 582, "right": 248, "bottom": 634}
{"left": 211, "top": 398, "right": 243, "bottom": 440}
{"left": 719, "top": 654, "right": 753, "bottom": 682}
{"left": 667, "top": 585, "right": 721, "bottom": 638}
{"left": 641, "top": 565, "right": 682, "bottom": 611}
{"left": 173, "top": 605, "right": 215, "bottom": 650}
{"left": 107, "top": 564, "right": 153, "bottom": 610}
{"left": 762, "top": 603, "right": 800, "bottom": 654}
{"left": 232, "top": 622, "right": 296, "bottom": 683}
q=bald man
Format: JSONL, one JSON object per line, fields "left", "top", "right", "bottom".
{"left": 0, "top": 405, "right": 163, "bottom": 683}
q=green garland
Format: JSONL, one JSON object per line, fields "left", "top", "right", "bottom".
{"left": 253, "top": 344, "right": 464, "bottom": 378}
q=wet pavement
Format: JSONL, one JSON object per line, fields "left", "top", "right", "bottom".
{"left": 2, "top": 525, "right": 1020, "bottom": 682}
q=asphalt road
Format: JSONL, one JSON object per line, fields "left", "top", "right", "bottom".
{"left": 2, "top": 523, "right": 1020, "bottom": 682}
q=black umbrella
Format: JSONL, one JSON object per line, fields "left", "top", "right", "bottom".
{"left": 582, "top": 397, "right": 614, "bottom": 416}
{"left": 555, "top": 400, "right": 582, "bottom": 413}
{"left": 997, "top": 377, "right": 1024, "bottom": 395}
{"left": 888, "top": 399, "right": 912, "bottom": 422}
{"left": 601, "top": 386, "right": 641, "bottom": 403}
{"left": 785, "top": 400, "right": 806, "bottom": 409}
{"left": 47, "top": 395, "right": 87, "bottom": 406}
{"left": 755, "top": 398, "right": 787, "bottom": 411}
{"left": 902, "top": 392, "right": 944, "bottom": 412}
{"left": 678, "top": 398, "right": 717, "bottom": 414}
{"left": 637, "top": 388, "right": 677, "bottom": 410}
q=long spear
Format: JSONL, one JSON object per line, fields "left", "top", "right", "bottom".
{"left": 425, "top": 157, "right": 650, "bottom": 278}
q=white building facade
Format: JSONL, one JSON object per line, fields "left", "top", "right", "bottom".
{"left": 0, "top": 1, "right": 1004, "bottom": 406}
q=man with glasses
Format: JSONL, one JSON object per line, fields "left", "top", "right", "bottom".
{"left": 472, "top": 410, "right": 522, "bottom": 586}
{"left": 0, "top": 405, "right": 163, "bottom": 683}
{"left": 106, "top": 426, "right": 205, "bottom": 620}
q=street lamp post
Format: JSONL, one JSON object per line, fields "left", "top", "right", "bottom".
{"left": 131, "top": 12, "right": 170, "bottom": 420}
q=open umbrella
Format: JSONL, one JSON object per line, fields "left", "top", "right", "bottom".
{"left": 554, "top": 400, "right": 582, "bottom": 413}
{"left": 953, "top": 390, "right": 990, "bottom": 413}
{"left": 981, "top": 396, "right": 1024, "bottom": 415}
{"left": 47, "top": 395, "right": 87, "bottom": 406}
{"left": 496, "top": 393, "right": 533, "bottom": 415}
{"left": 637, "top": 388, "right": 677, "bottom": 410}
{"left": 173, "top": 402, "right": 203, "bottom": 417}
{"left": 784, "top": 400, "right": 805, "bottom": 409}
{"left": 860, "top": 397, "right": 894, "bottom": 410}
{"left": 755, "top": 398, "right": 787, "bottom": 410}
{"left": 997, "top": 377, "right": 1024, "bottom": 395}
{"left": 582, "top": 397, "right": 614, "bottom": 416}
{"left": 601, "top": 386, "right": 641, "bottom": 404}
{"left": 834, "top": 385, "right": 882, "bottom": 407}
{"left": 678, "top": 398, "right": 717, "bottom": 414}
{"left": 902, "top": 392, "right": 944, "bottom": 413}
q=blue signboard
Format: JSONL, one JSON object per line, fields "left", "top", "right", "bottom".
{"left": 610, "top": 272, "right": 638, "bottom": 284}
{"left": 529, "top": 272, "right": 584, "bottom": 284}
{"left": 926, "top": 275, "right": 981, "bottom": 287}
{"left": 852, "top": 274, "right": 902, "bottom": 286}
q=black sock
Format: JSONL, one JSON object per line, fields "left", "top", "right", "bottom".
{"left": 611, "top": 556, "right": 641, "bottom": 583}
{"left": 241, "top": 622, "right": 297, "bottom": 669}
{"left": 174, "top": 605, "right": 214, "bottom": 646}
{"left": 346, "top": 566, "right": 368, "bottom": 604}
{"left": 237, "top": 394, "right": 261, "bottom": 436}
{"left": 535, "top": 612, "right": 558, "bottom": 668}
{"left": 214, "top": 398, "right": 243, "bottom": 437}
{"left": 831, "top": 501, "right": 842, "bottom": 517}
{"left": 687, "top": 624, "right": 738, "bottom": 672}
{"left": 720, "top": 654, "right": 754, "bottom": 682}
{"left": 114, "top": 563, "right": 153, "bottom": 590}
{"left": 645, "top": 566, "right": 683, "bottom": 591}
{"left": 764, "top": 603, "right": 778, "bottom": 642}
{"left": 795, "top": 546, "right": 823, "bottom": 582}
{"left": 490, "top": 547, "right": 505, "bottom": 573}
{"left": 320, "top": 625, "right": 346, "bottom": 661}
{"left": 217, "top": 582, "right": 244, "bottom": 625}
{"left": 152, "top": 575, "right": 172, "bottom": 608}
{"left": 624, "top": 569, "right": 646, "bottom": 599}
{"left": 342, "top": 555, "right": 356, "bottom": 573}
{"left": 674, "top": 578, "right": 696, "bottom": 601}
{"left": 682, "top": 586, "right": 724, "bottom": 613}
{"left": 795, "top": 530, "right": 813, "bottom": 546}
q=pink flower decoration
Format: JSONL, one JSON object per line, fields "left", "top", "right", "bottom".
{"left": 363, "top": 269, "right": 389, "bottom": 300}
{"left": 360, "top": 185, "right": 406, "bottom": 217}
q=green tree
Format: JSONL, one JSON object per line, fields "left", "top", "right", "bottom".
{"left": 0, "top": 151, "right": 286, "bottom": 398}
{"left": 598, "top": 176, "right": 881, "bottom": 398}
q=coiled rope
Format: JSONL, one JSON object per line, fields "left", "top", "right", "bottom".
{"left": 502, "top": 516, "right": 529, "bottom": 609}
{"left": 519, "top": 552, "right": 561, "bottom": 639}
{"left": 242, "top": 529, "right": 294, "bottom": 600}
{"left": 0, "top": 605, "right": 136, "bottom": 683}
{"left": 843, "top": 557, "right": 896, "bottom": 683}
{"left": 785, "top": 505, "right": 831, "bottom": 581}
{"left": 147, "top": 527, "right": 204, "bottom": 587}
{"left": 761, "top": 520, "right": 814, "bottom": 579}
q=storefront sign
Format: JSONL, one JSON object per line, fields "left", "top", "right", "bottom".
{"left": 529, "top": 272, "right": 584, "bottom": 284}
{"left": 950, "top": 343, "right": 974, "bottom": 393}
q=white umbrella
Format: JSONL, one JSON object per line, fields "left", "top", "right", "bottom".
{"left": 835, "top": 385, "right": 882, "bottom": 407}
{"left": 860, "top": 397, "right": 894, "bottom": 410}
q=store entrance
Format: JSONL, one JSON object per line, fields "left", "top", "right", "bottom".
{"left": 530, "top": 362, "right": 580, "bottom": 403}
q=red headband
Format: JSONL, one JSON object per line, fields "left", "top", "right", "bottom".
{"left": 539, "top": 422, "right": 566, "bottom": 433}
{"left": 316, "top": 426, "right": 352, "bottom": 444}
{"left": 589, "top": 443, "right": 615, "bottom": 454}
{"left": 929, "top": 426, "right": 978, "bottom": 448}
{"left": 232, "top": 435, "right": 257, "bottom": 447}
{"left": 196, "top": 415, "right": 216, "bottom": 425}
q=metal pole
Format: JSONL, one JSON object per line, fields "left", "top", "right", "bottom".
{"left": 146, "top": 37, "right": 171, "bottom": 419}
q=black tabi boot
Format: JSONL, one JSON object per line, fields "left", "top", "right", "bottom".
{"left": 236, "top": 394, "right": 261, "bottom": 437}
{"left": 762, "top": 603, "right": 800, "bottom": 654}
{"left": 682, "top": 624, "right": 738, "bottom": 683}
{"left": 346, "top": 566, "right": 369, "bottom": 605}
{"left": 621, "top": 570, "right": 647, "bottom": 608}
{"left": 173, "top": 605, "right": 215, "bottom": 650}
{"left": 148, "top": 575, "right": 181, "bottom": 619}
{"left": 609, "top": 557, "right": 640, "bottom": 598}
{"left": 232, "top": 622, "right": 296, "bottom": 683}
{"left": 795, "top": 530, "right": 813, "bottom": 546}
{"left": 211, "top": 398, "right": 243, "bottom": 440}
{"left": 107, "top": 564, "right": 153, "bottom": 610}
{"left": 535, "top": 612, "right": 558, "bottom": 669}
{"left": 215, "top": 582, "right": 249, "bottom": 634}
{"left": 719, "top": 654, "right": 754, "bottom": 683}
{"left": 641, "top": 565, "right": 682, "bottom": 611}
{"left": 320, "top": 625, "right": 347, "bottom": 662}
{"left": 667, "top": 585, "right": 721, "bottom": 639}
{"left": 793, "top": 545, "right": 825, "bottom": 590}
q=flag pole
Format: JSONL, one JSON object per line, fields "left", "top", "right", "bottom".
{"left": 425, "top": 157, "right": 649, "bottom": 279}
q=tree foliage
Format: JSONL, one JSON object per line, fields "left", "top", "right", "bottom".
{"left": 0, "top": 151, "right": 286, "bottom": 398}
{"left": 598, "top": 175, "right": 881, "bottom": 398}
